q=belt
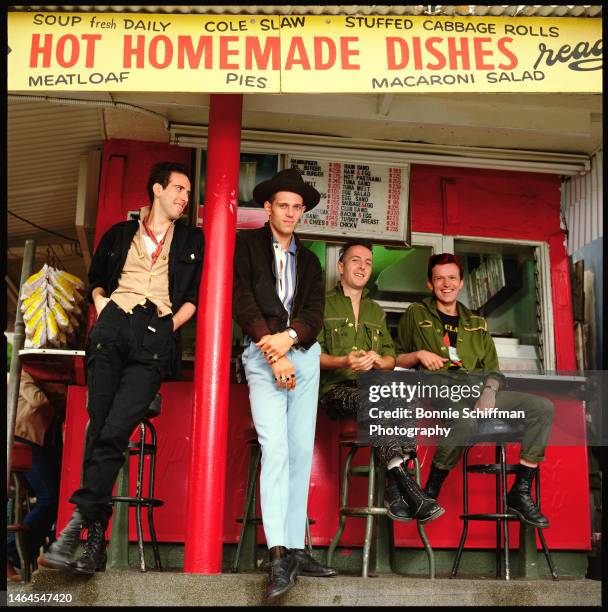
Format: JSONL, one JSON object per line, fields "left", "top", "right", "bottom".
{"left": 132, "top": 299, "right": 157, "bottom": 313}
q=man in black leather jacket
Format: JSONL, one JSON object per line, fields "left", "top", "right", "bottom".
{"left": 45, "top": 161, "right": 204, "bottom": 575}
{"left": 233, "top": 168, "right": 337, "bottom": 601}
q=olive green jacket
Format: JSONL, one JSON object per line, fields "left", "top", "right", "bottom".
{"left": 318, "top": 282, "right": 396, "bottom": 398}
{"left": 396, "top": 296, "right": 504, "bottom": 385}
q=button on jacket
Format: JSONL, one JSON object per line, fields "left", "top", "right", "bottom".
{"left": 318, "top": 282, "right": 396, "bottom": 398}
{"left": 233, "top": 222, "right": 324, "bottom": 349}
{"left": 88, "top": 218, "right": 204, "bottom": 379}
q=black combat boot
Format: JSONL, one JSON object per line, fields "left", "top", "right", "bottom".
{"left": 506, "top": 465, "right": 549, "bottom": 528}
{"left": 265, "top": 546, "right": 299, "bottom": 601}
{"left": 389, "top": 464, "right": 445, "bottom": 524}
{"left": 68, "top": 520, "right": 107, "bottom": 575}
{"left": 424, "top": 464, "right": 450, "bottom": 500}
{"left": 43, "top": 509, "right": 88, "bottom": 569}
{"left": 384, "top": 470, "right": 413, "bottom": 522}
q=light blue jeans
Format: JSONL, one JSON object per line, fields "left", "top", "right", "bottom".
{"left": 241, "top": 340, "right": 321, "bottom": 550}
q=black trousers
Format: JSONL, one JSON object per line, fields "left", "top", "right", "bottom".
{"left": 320, "top": 382, "right": 417, "bottom": 468}
{"left": 69, "top": 300, "right": 174, "bottom": 524}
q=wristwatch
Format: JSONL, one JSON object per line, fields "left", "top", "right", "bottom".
{"left": 483, "top": 383, "right": 499, "bottom": 393}
{"left": 286, "top": 327, "right": 299, "bottom": 345}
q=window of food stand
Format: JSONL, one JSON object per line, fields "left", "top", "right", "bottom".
{"left": 190, "top": 146, "right": 555, "bottom": 372}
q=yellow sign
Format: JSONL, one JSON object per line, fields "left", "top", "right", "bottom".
{"left": 8, "top": 12, "right": 602, "bottom": 93}
{"left": 8, "top": 12, "right": 282, "bottom": 92}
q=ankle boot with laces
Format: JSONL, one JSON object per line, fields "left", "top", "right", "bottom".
{"left": 507, "top": 465, "right": 549, "bottom": 528}
{"left": 43, "top": 509, "right": 88, "bottom": 569}
{"left": 389, "top": 464, "right": 445, "bottom": 524}
{"left": 68, "top": 521, "right": 107, "bottom": 575}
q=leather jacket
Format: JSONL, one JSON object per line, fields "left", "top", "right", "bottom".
{"left": 232, "top": 223, "right": 324, "bottom": 349}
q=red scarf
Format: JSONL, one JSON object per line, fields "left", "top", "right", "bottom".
{"left": 142, "top": 218, "right": 171, "bottom": 266}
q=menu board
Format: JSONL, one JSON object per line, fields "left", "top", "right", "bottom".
{"left": 288, "top": 157, "right": 409, "bottom": 244}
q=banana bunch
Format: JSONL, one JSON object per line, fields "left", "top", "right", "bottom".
{"left": 20, "top": 264, "right": 86, "bottom": 349}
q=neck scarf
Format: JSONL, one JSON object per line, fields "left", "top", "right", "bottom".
{"left": 142, "top": 218, "right": 171, "bottom": 266}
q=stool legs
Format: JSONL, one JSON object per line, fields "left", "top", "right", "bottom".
{"left": 327, "top": 445, "right": 358, "bottom": 568}
{"left": 305, "top": 514, "right": 313, "bottom": 556}
{"left": 109, "top": 418, "right": 163, "bottom": 572}
{"left": 412, "top": 459, "right": 435, "bottom": 579}
{"left": 136, "top": 423, "right": 146, "bottom": 572}
{"left": 145, "top": 422, "right": 162, "bottom": 572}
{"left": 499, "top": 444, "right": 511, "bottom": 580}
{"left": 11, "top": 471, "right": 32, "bottom": 583}
{"left": 451, "top": 445, "right": 472, "bottom": 578}
{"left": 232, "top": 442, "right": 262, "bottom": 572}
{"left": 535, "top": 473, "right": 558, "bottom": 580}
{"left": 361, "top": 448, "right": 376, "bottom": 578}
{"left": 452, "top": 444, "right": 557, "bottom": 580}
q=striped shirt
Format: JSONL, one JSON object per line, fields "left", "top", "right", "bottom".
{"left": 271, "top": 234, "right": 297, "bottom": 322}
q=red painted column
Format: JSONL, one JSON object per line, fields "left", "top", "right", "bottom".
{"left": 184, "top": 94, "right": 243, "bottom": 573}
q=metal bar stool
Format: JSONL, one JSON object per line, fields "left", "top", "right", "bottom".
{"left": 111, "top": 394, "right": 164, "bottom": 572}
{"left": 232, "top": 426, "right": 314, "bottom": 573}
{"left": 327, "top": 418, "right": 435, "bottom": 578}
{"left": 8, "top": 441, "right": 34, "bottom": 583}
{"left": 451, "top": 418, "right": 557, "bottom": 581}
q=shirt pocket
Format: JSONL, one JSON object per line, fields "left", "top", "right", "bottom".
{"left": 323, "top": 317, "right": 349, "bottom": 353}
{"left": 364, "top": 322, "right": 383, "bottom": 352}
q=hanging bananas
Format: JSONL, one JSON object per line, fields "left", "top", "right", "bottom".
{"left": 20, "top": 265, "right": 86, "bottom": 349}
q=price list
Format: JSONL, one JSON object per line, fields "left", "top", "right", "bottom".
{"left": 288, "top": 157, "right": 408, "bottom": 242}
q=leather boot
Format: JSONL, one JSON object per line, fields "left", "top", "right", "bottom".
{"left": 384, "top": 470, "right": 413, "bottom": 522}
{"left": 389, "top": 465, "right": 445, "bottom": 524}
{"left": 507, "top": 465, "right": 549, "bottom": 528}
{"left": 290, "top": 549, "right": 337, "bottom": 577}
{"left": 424, "top": 464, "right": 450, "bottom": 500}
{"left": 265, "top": 547, "right": 299, "bottom": 601}
{"left": 68, "top": 521, "right": 107, "bottom": 575}
{"left": 43, "top": 509, "right": 88, "bottom": 569}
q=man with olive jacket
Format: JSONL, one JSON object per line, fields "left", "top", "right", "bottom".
{"left": 396, "top": 253, "right": 554, "bottom": 529}
{"left": 233, "top": 168, "right": 337, "bottom": 602}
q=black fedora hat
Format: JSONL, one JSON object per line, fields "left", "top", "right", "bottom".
{"left": 253, "top": 168, "right": 321, "bottom": 212}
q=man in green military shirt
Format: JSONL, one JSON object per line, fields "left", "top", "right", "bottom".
{"left": 318, "top": 240, "right": 444, "bottom": 524}
{"left": 395, "top": 253, "right": 554, "bottom": 528}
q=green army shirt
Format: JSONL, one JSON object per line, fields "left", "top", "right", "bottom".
{"left": 318, "top": 282, "right": 396, "bottom": 398}
{"left": 396, "top": 296, "right": 504, "bottom": 384}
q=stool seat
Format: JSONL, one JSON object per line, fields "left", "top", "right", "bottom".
{"left": 471, "top": 418, "right": 524, "bottom": 443}
{"left": 111, "top": 496, "right": 164, "bottom": 508}
{"left": 467, "top": 463, "right": 520, "bottom": 475}
{"left": 11, "top": 442, "right": 33, "bottom": 472}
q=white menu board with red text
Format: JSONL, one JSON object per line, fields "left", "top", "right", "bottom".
{"left": 288, "top": 157, "right": 409, "bottom": 244}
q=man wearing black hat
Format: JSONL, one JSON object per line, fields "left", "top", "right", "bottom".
{"left": 233, "top": 168, "right": 337, "bottom": 601}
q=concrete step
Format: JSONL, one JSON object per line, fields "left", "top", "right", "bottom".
{"left": 5, "top": 567, "right": 601, "bottom": 607}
